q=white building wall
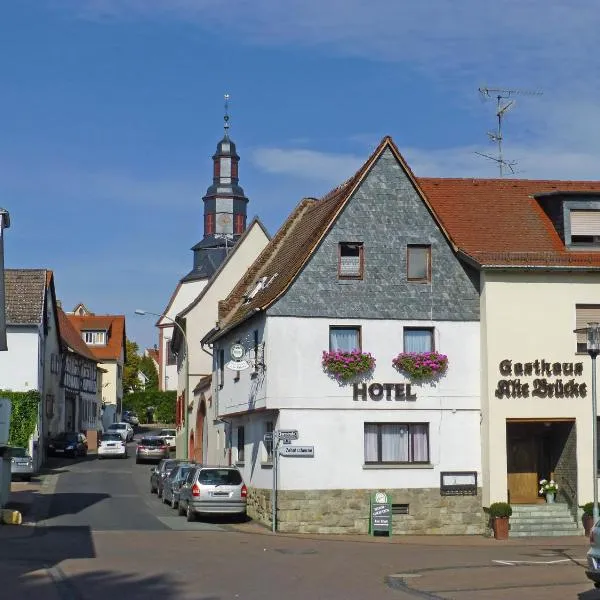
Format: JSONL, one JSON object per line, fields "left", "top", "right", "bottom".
{"left": 0, "top": 328, "right": 39, "bottom": 391}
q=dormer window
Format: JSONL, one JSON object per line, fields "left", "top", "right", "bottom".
{"left": 83, "top": 330, "right": 106, "bottom": 345}
{"left": 570, "top": 210, "right": 600, "bottom": 245}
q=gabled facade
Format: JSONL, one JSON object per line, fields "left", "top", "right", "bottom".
{"left": 66, "top": 306, "right": 126, "bottom": 430}
{"left": 0, "top": 269, "right": 62, "bottom": 469}
{"left": 206, "top": 138, "right": 483, "bottom": 534}
{"left": 170, "top": 218, "right": 270, "bottom": 461}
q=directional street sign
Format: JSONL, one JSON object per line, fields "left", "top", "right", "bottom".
{"left": 279, "top": 445, "right": 314, "bottom": 457}
{"left": 263, "top": 432, "right": 273, "bottom": 443}
{"left": 274, "top": 429, "right": 298, "bottom": 441}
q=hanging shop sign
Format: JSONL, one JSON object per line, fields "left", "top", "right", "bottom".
{"left": 495, "top": 359, "right": 586, "bottom": 399}
{"left": 353, "top": 383, "right": 416, "bottom": 402}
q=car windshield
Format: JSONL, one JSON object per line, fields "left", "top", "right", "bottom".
{"left": 198, "top": 469, "right": 243, "bottom": 486}
{"left": 109, "top": 424, "right": 126, "bottom": 430}
{"left": 53, "top": 433, "right": 78, "bottom": 442}
{"left": 11, "top": 448, "right": 28, "bottom": 457}
{"left": 162, "top": 460, "right": 178, "bottom": 472}
{"left": 101, "top": 434, "right": 122, "bottom": 442}
{"left": 140, "top": 438, "right": 164, "bottom": 447}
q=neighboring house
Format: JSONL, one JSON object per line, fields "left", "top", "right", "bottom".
{"left": 171, "top": 217, "right": 270, "bottom": 461}
{"left": 0, "top": 269, "right": 62, "bottom": 470}
{"left": 157, "top": 112, "right": 251, "bottom": 394}
{"left": 56, "top": 307, "right": 102, "bottom": 449}
{"left": 204, "top": 138, "right": 483, "bottom": 535}
{"left": 66, "top": 305, "right": 126, "bottom": 430}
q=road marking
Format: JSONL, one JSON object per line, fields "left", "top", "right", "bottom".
{"left": 493, "top": 559, "right": 572, "bottom": 565}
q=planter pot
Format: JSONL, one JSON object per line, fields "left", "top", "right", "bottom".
{"left": 492, "top": 517, "right": 510, "bottom": 540}
{"left": 583, "top": 514, "right": 595, "bottom": 537}
{"left": 546, "top": 493, "right": 555, "bottom": 504}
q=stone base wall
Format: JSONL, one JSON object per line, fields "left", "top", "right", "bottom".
{"left": 248, "top": 487, "right": 485, "bottom": 535}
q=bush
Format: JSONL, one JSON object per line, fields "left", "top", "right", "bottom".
{"left": 488, "top": 502, "right": 512, "bottom": 518}
{"left": 122, "top": 390, "right": 176, "bottom": 424}
{"left": 1, "top": 390, "right": 40, "bottom": 449}
{"left": 581, "top": 502, "right": 595, "bottom": 516}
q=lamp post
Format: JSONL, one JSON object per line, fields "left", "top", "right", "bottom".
{"left": 575, "top": 321, "right": 600, "bottom": 523}
{"left": 135, "top": 310, "right": 189, "bottom": 460}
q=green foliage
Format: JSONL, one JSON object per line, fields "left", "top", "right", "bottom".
{"left": 487, "top": 502, "right": 513, "bottom": 518}
{"left": 2, "top": 390, "right": 40, "bottom": 448}
{"left": 581, "top": 502, "right": 595, "bottom": 516}
{"left": 139, "top": 355, "right": 158, "bottom": 391}
{"left": 122, "top": 390, "right": 176, "bottom": 424}
{"left": 123, "top": 339, "right": 142, "bottom": 394}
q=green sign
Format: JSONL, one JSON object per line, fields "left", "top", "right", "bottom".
{"left": 369, "top": 491, "right": 392, "bottom": 536}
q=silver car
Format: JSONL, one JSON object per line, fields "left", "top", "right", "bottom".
{"left": 178, "top": 466, "right": 247, "bottom": 522}
{"left": 10, "top": 447, "right": 35, "bottom": 481}
{"left": 586, "top": 519, "right": 600, "bottom": 587}
{"left": 162, "top": 463, "right": 195, "bottom": 508}
{"left": 136, "top": 437, "right": 170, "bottom": 464}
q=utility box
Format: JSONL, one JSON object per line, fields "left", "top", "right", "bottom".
{"left": 0, "top": 446, "right": 13, "bottom": 508}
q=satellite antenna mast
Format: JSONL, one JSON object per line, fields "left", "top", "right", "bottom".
{"left": 476, "top": 86, "right": 543, "bottom": 177}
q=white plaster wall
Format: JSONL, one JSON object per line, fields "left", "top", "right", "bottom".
{"left": 0, "top": 328, "right": 39, "bottom": 391}
{"left": 481, "top": 270, "right": 600, "bottom": 506}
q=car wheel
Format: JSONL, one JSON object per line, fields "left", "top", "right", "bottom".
{"left": 186, "top": 504, "right": 196, "bottom": 522}
{"left": 157, "top": 488, "right": 163, "bottom": 499}
{"left": 150, "top": 485, "right": 156, "bottom": 494}
{"left": 178, "top": 501, "right": 186, "bottom": 516}
{"left": 23, "top": 475, "right": 31, "bottom": 482}
{"left": 595, "top": 583, "right": 600, "bottom": 589}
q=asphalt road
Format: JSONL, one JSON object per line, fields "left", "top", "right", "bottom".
{"left": 2, "top": 431, "right": 600, "bottom": 599}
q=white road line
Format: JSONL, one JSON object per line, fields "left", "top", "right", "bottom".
{"left": 493, "top": 559, "right": 572, "bottom": 566}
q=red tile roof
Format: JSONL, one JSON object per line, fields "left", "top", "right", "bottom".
{"left": 57, "top": 308, "right": 97, "bottom": 362}
{"left": 146, "top": 348, "right": 159, "bottom": 363}
{"left": 67, "top": 314, "right": 126, "bottom": 361}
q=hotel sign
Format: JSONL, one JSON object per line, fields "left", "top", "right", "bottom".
{"left": 353, "top": 383, "right": 417, "bottom": 402}
{"left": 495, "top": 359, "right": 586, "bottom": 399}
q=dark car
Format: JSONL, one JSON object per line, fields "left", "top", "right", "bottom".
{"left": 136, "top": 437, "right": 170, "bottom": 464}
{"left": 47, "top": 432, "right": 88, "bottom": 457}
{"left": 150, "top": 458, "right": 182, "bottom": 497}
{"left": 162, "top": 463, "right": 195, "bottom": 508}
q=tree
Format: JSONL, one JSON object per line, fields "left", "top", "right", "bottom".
{"left": 139, "top": 354, "right": 158, "bottom": 390}
{"left": 123, "top": 339, "right": 142, "bottom": 394}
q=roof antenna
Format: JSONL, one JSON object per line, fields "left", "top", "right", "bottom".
{"left": 224, "top": 93, "right": 230, "bottom": 137}
{"left": 476, "top": 86, "right": 543, "bottom": 177}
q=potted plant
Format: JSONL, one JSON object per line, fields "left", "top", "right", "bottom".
{"left": 321, "top": 350, "right": 376, "bottom": 384}
{"left": 581, "top": 502, "right": 596, "bottom": 536}
{"left": 539, "top": 479, "right": 559, "bottom": 503}
{"left": 392, "top": 351, "right": 448, "bottom": 381}
{"left": 488, "top": 502, "right": 512, "bottom": 540}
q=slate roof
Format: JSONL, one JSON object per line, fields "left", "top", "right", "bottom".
{"left": 57, "top": 307, "right": 97, "bottom": 361}
{"left": 67, "top": 314, "right": 126, "bottom": 361}
{"left": 208, "top": 136, "right": 600, "bottom": 342}
{"left": 5, "top": 269, "right": 47, "bottom": 325}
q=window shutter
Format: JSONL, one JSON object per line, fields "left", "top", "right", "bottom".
{"left": 571, "top": 211, "right": 600, "bottom": 236}
{"left": 576, "top": 305, "right": 600, "bottom": 345}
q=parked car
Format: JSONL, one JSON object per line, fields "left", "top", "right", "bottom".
{"left": 98, "top": 433, "right": 128, "bottom": 459}
{"left": 178, "top": 466, "right": 247, "bottom": 522}
{"left": 10, "top": 447, "right": 35, "bottom": 481}
{"left": 122, "top": 411, "right": 140, "bottom": 426}
{"left": 157, "top": 428, "right": 176, "bottom": 449}
{"left": 150, "top": 458, "right": 182, "bottom": 497}
{"left": 136, "top": 437, "right": 170, "bottom": 464}
{"left": 586, "top": 520, "right": 600, "bottom": 587}
{"left": 106, "top": 422, "right": 134, "bottom": 442}
{"left": 47, "top": 432, "right": 88, "bottom": 457}
{"left": 162, "top": 463, "right": 195, "bottom": 508}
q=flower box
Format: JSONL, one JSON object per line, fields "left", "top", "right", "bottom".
{"left": 392, "top": 351, "right": 448, "bottom": 381}
{"left": 322, "top": 350, "right": 375, "bottom": 384}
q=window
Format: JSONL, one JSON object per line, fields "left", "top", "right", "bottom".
{"left": 213, "top": 161, "right": 220, "bottom": 178}
{"left": 403, "top": 328, "right": 434, "bottom": 353}
{"left": 166, "top": 341, "right": 177, "bottom": 366}
{"left": 50, "top": 354, "right": 60, "bottom": 374}
{"left": 329, "top": 326, "right": 361, "bottom": 352}
{"left": 364, "top": 423, "right": 429, "bottom": 464}
{"left": 234, "top": 213, "right": 245, "bottom": 234}
{"left": 237, "top": 426, "right": 245, "bottom": 463}
{"left": 83, "top": 331, "right": 106, "bottom": 345}
{"left": 231, "top": 161, "right": 238, "bottom": 179}
{"left": 338, "top": 243, "right": 364, "bottom": 279}
{"left": 264, "top": 421, "right": 274, "bottom": 462}
{"left": 407, "top": 245, "right": 431, "bottom": 282}
{"left": 205, "top": 213, "right": 215, "bottom": 235}
{"left": 218, "top": 348, "right": 225, "bottom": 388}
{"left": 576, "top": 305, "right": 600, "bottom": 353}
{"left": 571, "top": 210, "right": 600, "bottom": 245}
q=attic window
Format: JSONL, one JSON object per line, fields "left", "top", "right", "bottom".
{"left": 571, "top": 210, "right": 600, "bottom": 245}
{"left": 338, "top": 243, "right": 363, "bottom": 279}
{"left": 83, "top": 331, "right": 106, "bottom": 345}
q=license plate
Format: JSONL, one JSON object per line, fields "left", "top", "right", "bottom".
{"left": 55, "top": 449, "right": 64, "bottom": 453}
{"left": 17, "top": 461, "right": 29, "bottom": 466}
{"left": 107, "top": 443, "right": 116, "bottom": 447}
{"left": 212, "top": 492, "right": 229, "bottom": 497}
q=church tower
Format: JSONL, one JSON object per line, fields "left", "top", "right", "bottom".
{"left": 182, "top": 95, "right": 249, "bottom": 282}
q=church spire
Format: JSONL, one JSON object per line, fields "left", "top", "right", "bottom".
{"left": 224, "top": 93, "right": 230, "bottom": 138}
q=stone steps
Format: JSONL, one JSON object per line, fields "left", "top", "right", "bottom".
{"left": 509, "top": 504, "right": 581, "bottom": 538}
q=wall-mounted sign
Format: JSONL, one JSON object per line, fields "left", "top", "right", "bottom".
{"left": 226, "top": 342, "right": 251, "bottom": 371}
{"left": 274, "top": 429, "right": 298, "bottom": 441}
{"left": 230, "top": 343, "right": 245, "bottom": 361}
{"left": 440, "top": 471, "right": 478, "bottom": 496}
{"left": 353, "top": 383, "right": 416, "bottom": 402}
{"left": 279, "top": 445, "right": 314, "bottom": 457}
{"left": 495, "top": 359, "right": 586, "bottom": 399}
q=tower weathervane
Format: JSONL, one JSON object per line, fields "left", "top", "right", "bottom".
{"left": 224, "top": 93, "right": 230, "bottom": 135}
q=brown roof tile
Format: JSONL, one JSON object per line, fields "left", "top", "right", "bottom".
{"left": 5, "top": 269, "right": 48, "bottom": 325}
{"left": 67, "top": 314, "right": 126, "bottom": 361}
{"left": 57, "top": 308, "right": 97, "bottom": 361}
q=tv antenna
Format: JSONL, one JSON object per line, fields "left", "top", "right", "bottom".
{"left": 476, "top": 86, "right": 543, "bottom": 177}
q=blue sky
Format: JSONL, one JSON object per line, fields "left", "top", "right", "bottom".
{"left": 3, "top": 1, "right": 600, "bottom": 350}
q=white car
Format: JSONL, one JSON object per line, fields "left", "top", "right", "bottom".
{"left": 158, "top": 429, "right": 176, "bottom": 449}
{"left": 98, "top": 433, "right": 128, "bottom": 459}
{"left": 106, "top": 422, "right": 134, "bottom": 442}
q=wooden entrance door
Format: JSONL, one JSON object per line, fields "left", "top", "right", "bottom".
{"left": 507, "top": 436, "right": 539, "bottom": 504}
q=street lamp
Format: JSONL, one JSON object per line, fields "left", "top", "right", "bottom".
{"left": 135, "top": 309, "right": 189, "bottom": 460}
{"left": 575, "top": 321, "right": 600, "bottom": 523}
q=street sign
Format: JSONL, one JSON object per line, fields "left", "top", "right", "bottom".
{"left": 279, "top": 445, "right": 314, "bottom": 457}
{"left": 263, "top": 432, "right": 273, "bottom": 443}
{"left": 274, "top": 429, "right": 298, "bottom": 441}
